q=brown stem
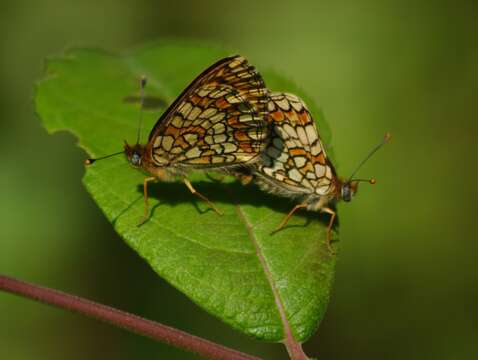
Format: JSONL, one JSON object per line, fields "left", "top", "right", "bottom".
{"left": 0, "top": 275, "right": 261, "bottom": 360}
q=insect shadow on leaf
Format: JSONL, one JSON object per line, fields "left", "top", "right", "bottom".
{"left": 132, "top": 178, "right": 334, "bottom": 233}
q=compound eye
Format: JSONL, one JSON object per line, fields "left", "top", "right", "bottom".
{"left": 342, "top": 184, "right": 352, "bottom": 202}
{"left": 132, "top": 152, "right": 141, "bottom": 166}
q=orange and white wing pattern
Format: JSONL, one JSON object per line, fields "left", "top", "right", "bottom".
{"left": 148, "top": 56, "right": 269, "bottom": 169}
{"left": 255, "top": 92, "right": 337, "bottom": 197}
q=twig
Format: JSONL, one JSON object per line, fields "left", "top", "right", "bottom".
{"left": 0, "top": 275, "right": 262, "bottom": 360}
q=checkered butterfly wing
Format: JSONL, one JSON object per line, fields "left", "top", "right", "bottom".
{"left": 258, "top": 92, "right": 337, "bottom": 196}
{"left": 148, "top": 56, "right": 269, "bottom": 168}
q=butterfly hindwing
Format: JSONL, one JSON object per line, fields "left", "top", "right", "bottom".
{"left": 257, "top": 92, "right": 336, "bottom": 196}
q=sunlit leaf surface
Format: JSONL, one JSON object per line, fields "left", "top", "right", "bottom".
{"left": 35, "top": 42, "right": 336, "bottom": 342}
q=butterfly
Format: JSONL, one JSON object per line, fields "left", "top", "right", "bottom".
{"left": 234, "top": 92, "right": 389, "bottom": 251}
{"left": 87, "top": 55, "right": 270, "bottom": 224}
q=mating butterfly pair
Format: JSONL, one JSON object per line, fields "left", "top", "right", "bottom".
{"left": 87, "top": 55, "right": 388, "bottom": 250}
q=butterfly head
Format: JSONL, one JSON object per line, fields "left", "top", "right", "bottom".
{"left": 338, "top": 133, "right": 390, "bottom": 202}
{"left": 340, "top": 180, "right": 359, "bottom": 202}
{"left": 124, "top": 142, "right": 145, "bottom": 168}
{"left": 339, "top": 178, "right": 377, "bottom": 202}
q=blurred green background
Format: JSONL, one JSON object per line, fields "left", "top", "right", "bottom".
{"left": 1, "top": 0, "right": 476, "bottom": 359}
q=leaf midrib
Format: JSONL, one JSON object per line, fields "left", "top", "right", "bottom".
{"left": 234, "top": 204, "right": 295, "bottom": 343}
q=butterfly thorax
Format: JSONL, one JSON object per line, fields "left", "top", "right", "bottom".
{"left": 303, "top": 192, "right": 336, "bottom": 211}
{"left": 301, "top": 178, "right": 358, "bottom": 211}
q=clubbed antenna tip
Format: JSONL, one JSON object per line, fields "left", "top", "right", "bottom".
{"left": 136, "top": 76, "right": 147, "bottom": 144}
{"left": 352, "top": 178, "right": 376, "bottom": 184}
{"left": 140, "top": 76, "right": 147, "bottom": 88}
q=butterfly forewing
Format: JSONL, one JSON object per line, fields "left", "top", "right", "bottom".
{"left": 152, "top": 84, "right": 267, "bottom": 167}
{"left": 257, "top": 92, "right": 336, "bottom": 196}
{"left": 147, "top": 55, "right": 269, "bottom": 169}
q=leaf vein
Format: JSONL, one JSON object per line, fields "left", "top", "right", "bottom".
{"left": 235, "top": 204, "right": 296, "bottom": 343}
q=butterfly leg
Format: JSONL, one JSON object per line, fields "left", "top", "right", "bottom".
{"left": 322, "top": 207, "right": 336, "bottom": 253}
{"left": 137, "top": 176, "right": 157, "bottom": 226}
{"left": 272, "top": 203, "right": 308, "bottom": 234}
{"left": 206, "top": 172, "right": 225, "bottom": 183}
{"left": 183, "top": 178, "right": 223, "bottom": 215}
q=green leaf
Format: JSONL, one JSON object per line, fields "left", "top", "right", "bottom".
{"left": 35, "top": 41, "right": 336, "bottom": 343}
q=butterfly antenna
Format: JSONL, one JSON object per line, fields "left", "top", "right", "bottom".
{"left": 85, "top": 151, "right": 124, "bottom": 165}
{"left": 136, "top": 76, "right": 147, "bottom": 144}
{"left": 348, "top": 132, "right": 391, "bottom": 182}
{"left": 352, "top": 178, "right": 377, "bottom": 184}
